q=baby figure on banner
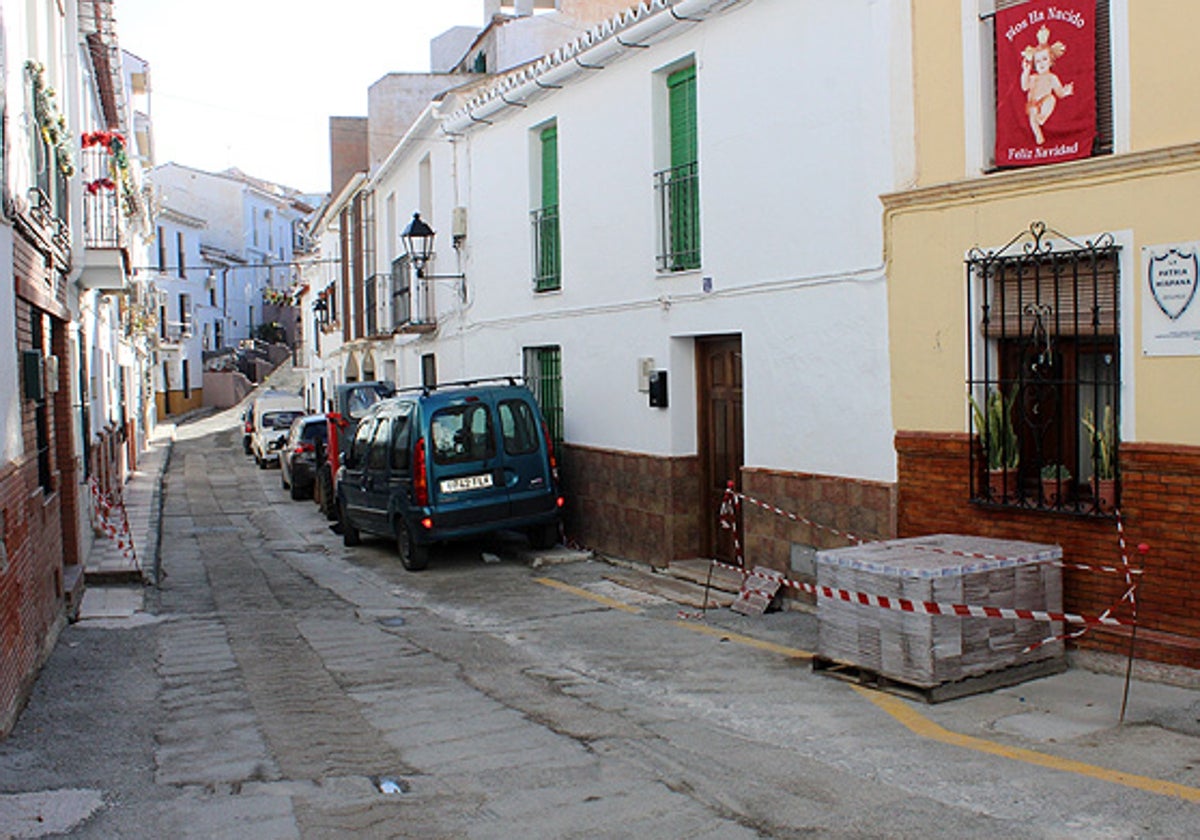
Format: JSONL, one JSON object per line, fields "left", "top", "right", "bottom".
{"left": 1021, "top": 25, "right": 1074, "bottom": 145}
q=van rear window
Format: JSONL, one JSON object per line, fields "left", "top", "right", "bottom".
{"left": 265, "top": 411, "right": 302, "bottom": 430}
{"left": 431, "top": 404, "right": 495, "bottom": 465}
{"left": 498, "top": 400, "right": 539, "bottom": 455}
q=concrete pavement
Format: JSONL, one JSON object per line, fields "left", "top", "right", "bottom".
{"left": 6, "top": 383, "right": 1200, "bottom": 835}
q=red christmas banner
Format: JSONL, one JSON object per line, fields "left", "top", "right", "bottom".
{"left": 994, "top": 1, "right": 1095, "bottom": 167}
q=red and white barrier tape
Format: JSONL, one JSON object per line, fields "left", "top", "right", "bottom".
{"left": 729, "top": 487, "right": 1140, "bottom": 577}
{"left": 89, "top": 476, "right": 137, "bottom": 563}
{"left": 704, "top": 556, "right": 1135, "bottom": 629}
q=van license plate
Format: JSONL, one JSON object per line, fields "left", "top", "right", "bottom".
{"left": 440, "top": 473, "right": 494, "bottom": 493}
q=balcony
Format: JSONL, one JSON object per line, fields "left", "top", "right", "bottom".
{"left": 530, "top": 205, "right": 560, "bottom": 292}
{"left": 391, "top": 259, "right": 436, "bottom": 334}
{"left": 156, "top": 320, "right": 194, "bottom": 348}
{"left": 76, "top": 147, "right": 130, "bottom": 291}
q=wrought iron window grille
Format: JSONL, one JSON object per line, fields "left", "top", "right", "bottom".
{"left": 966, "top": 221, "right": 1120, "bottom": 516}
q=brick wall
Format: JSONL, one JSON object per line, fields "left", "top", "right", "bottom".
{"left": 2, "top": 291, "right": 73, "bottom": 736}
{"left": 896, "top": 431, "right": 1200, "bottom": 668}
{"left": 560, "top": 444, "right": 700, "bottom": 567}
{"left": 742, "top": 467, "right": 897, "bottom": 563}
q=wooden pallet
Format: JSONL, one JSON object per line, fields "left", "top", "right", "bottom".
{"left": 812, "top": 655, "right": 1068, "bottom": 704}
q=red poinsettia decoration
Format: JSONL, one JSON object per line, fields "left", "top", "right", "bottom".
{"left": 85, "top": 178, "right": 116, "bottom": 194}
{"left": 81, "top": 130, "right": 126, "bottom": 150}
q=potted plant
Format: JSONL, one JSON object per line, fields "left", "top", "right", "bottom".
{"left": 1082, "top": 405, "right": 1117, "bottom": 512}
{"left": 969, "top": 387, "right": 1020, "bottom": 502}
{"left": 1039, "top": 463, "right": 1071, "bottom": 507}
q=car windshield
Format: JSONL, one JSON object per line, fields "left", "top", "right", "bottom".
{"left": 346, "top": 386, "right": 388, "bottom": 419}
{"left": 265, "top": 411, "right": 302, "bottom": 430}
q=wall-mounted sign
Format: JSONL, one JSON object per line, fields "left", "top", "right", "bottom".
{"left": 994, "top": 1, "right": 1096, "bottom": 168}
{"left": 1142, "top": 242, "right": 1200, "bottom": 356}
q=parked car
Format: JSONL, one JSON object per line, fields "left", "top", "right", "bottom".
{"left": 241, "top": 403, "right": 255, "bottom": 455}
{"left": 336, "top": 379, "right": 563, "bottom": 571}
{"left": 313, "top": 381, "right": 395, "bottom": 521}
{"left": 250, "top": 391, "right": 306, "bottom": 469}
{"left": 280, "top": 414, "right": 328, "bottom": 500}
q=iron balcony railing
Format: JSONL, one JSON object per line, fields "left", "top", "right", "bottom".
{"left": 81, "top": 146, "right": 125, "bottom": 249}
{"left": 530, "top": 205, "right": 561, "bottom": 292}
{"left": 654, "top": 161, "right": 700, "bottom": 272}
{"left": 391, "top": 257, "right": 436, "bottom": 330}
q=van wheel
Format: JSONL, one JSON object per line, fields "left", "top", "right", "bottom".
{"left": 340, "top": 502, "right": 361, "bottom": 547}
{"left": 528, "top": 522, "right": 560, "bottom": 550}
{"left": 396, "top": 520, "right": 429, "bottom": 572}
{"left": 290, "top": 481, "right": 305, "bottom": 501}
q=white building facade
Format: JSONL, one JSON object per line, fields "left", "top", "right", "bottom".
{"left": 148, "top": 163, "right": 316, "bottom": 414}
{"left": 306, "top": 0, "right": 914, "bottom": 572}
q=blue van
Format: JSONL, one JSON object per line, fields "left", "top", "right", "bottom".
{"left": 336, "top": 379, "right": 563, "bottom": 570}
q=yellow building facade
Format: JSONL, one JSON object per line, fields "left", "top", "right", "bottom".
{"left": 885, "top": 0, "right": 1200, "bottom": 668}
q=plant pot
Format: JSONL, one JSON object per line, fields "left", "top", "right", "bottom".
{"left": 1093, "top": 477, "right": 1116, "bottom": 513}
{"left": 1041, "top": 479, "right": 1065, "bottom": 507}
{"left": 987, "top": 468, "right": 1015, "bottom": 503}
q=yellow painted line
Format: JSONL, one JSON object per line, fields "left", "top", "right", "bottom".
{"left": 534, "top": 577, "right": 643, "bottom": 613}
{"left": 671, "top": 620, "right": 813, "bottom": 660}
{"left": 537, "top": 575, "right": 1200, "bottom": 802}
{"left": 853, "top": 685, "right": 1200, "bottom": 803}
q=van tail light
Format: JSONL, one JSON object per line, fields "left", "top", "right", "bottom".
{"left": 295, "top": 442, "right": 315, "bottom": 454}
{"left": 413, "top": 437, "right": 429, "bottom": 506}
{"left": 541, "top": 421, "right": 559, "bottom": 483}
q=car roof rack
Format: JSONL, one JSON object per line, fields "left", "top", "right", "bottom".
{"left": 392, "top": 375, "right": 525, "bottom": 397}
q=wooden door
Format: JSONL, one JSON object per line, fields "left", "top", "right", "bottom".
{"left": 697, "top": 336, "right": 744, "bottom": 562}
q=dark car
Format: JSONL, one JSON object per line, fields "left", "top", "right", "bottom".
{"left": 336, "top": 379, "right": 562, "bottom": 571}
{"left": 280, "top": 414, "right": 328, "bottom": 500}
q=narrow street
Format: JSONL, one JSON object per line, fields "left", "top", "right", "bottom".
{"left": 3, "top": 403, "right": 1200, "bottom": 838}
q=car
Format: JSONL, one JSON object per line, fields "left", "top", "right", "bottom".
{"left": 313, "top": 381, "right": 395, "bottom": 521}
{"left": 241, "top": 403, "right": 255, "bottom": 454}
{"left": 336, "top": 379, "right": 563, "bottom": 571}
{"left": 280, "top": 414, "right": 328, "bottom": 500}
{"left": 250, "top": 391, "right": 307, "bottom": 469}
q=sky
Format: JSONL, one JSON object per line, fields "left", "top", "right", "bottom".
{"left": 114, "top": 0, "right": 483, "bottom": 195}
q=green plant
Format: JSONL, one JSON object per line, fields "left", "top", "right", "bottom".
{"left": 1040, "top": 463, "right": 1072, "bottom": 481}
{"left": 1082, "top": 405, "right": 1116, "bottom": 479}
{"left": 969, "top": 387, "right": 1020, "bottom": 471}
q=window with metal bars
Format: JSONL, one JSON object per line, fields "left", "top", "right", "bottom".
{"left": 656, "top": 64, "right": 700, "bottom": 272}
{"left": 523, "top": 346, "right": 564, "bottom": 445}
{"left": 985, "top": 0, "right": 1113, "bottom": 168}
{"left": 532, "top": 124, "right": 562, "bottom": 292}
{"left": 966, "top": 222, "right": 1120, "bottom": 515}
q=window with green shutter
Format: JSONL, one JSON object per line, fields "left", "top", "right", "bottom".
{"left": 523, "top": 346, "right": 564, "bottom": 444}
{"left": 657, "top": 64, "right": 700, "bottom": 271}
{"left": 532, "top": 124, "right": 561, "bottom": 291}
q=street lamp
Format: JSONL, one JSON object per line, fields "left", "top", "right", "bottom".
{"left": 400, "top": 213, "right": 436, "bottom": 277}
{"left": 400, "top": 212, "right": 466, "bottom": 302}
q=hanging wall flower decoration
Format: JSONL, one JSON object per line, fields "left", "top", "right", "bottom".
{"left": 26, "top": 61, "right": 75, "bottom": 178}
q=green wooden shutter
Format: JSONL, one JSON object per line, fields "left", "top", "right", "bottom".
{"left": 668, "top": 66, "right": 697, "bottom": 167}
{"left": 537, "top": 125, "right": 561, "bottom": 290}
{"left": 540, "top": 126, "right": 558, "bottom": 208}
{"left": 667, "top": 65, "right": 699, "bottom": 269}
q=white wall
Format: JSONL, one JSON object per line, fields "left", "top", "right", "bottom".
{"left": 343, "top": 0, "right": 904, "bottom": 482}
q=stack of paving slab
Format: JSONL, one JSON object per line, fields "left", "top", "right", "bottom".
{"left": 816, "top": 534, "right": 1064, "bottom": 689}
